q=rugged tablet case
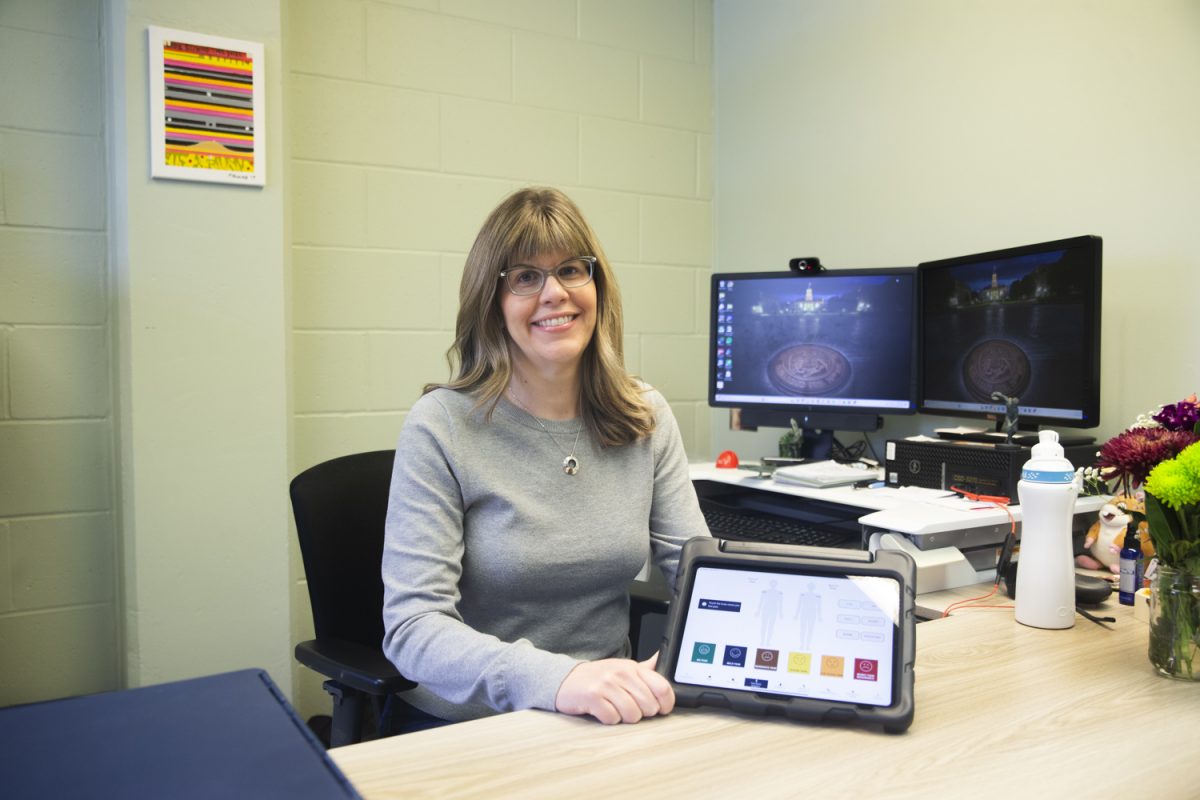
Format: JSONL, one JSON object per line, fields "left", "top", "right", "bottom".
{"left": 657, "top": 537, "right": 916, "bottom": 734}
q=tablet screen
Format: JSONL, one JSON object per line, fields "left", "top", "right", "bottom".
{"left": 672, "top": 565, "right": 901, "bottom": 708}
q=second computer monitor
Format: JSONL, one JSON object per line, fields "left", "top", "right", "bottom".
{"left": 709, "top": 268, "right": 919, "bottom": 427}
{"left": 918, "top": 235, "right": 1102, "bottom": 428}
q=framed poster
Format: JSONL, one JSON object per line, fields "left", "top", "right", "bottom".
{"left": 148, "top": 26, "right": 265, "bottom": 186}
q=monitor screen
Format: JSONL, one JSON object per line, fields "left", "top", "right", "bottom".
{"left": 918, "top": 235, "right": 1102, "bottom": 428}
{"left": 708, "top": 269, "right": 918, "bottom": 419}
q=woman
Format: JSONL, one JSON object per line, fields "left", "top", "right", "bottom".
{"left": 381, "top": 187, "right": 710, "bottom": 727}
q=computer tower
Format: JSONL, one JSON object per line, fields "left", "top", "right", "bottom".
{"left": 884, "top": 439, "right": 1097, "bottom": 499}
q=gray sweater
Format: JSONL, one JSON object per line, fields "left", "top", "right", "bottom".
{"left": 381, "top": 387, "right": 709, "bottom": 722}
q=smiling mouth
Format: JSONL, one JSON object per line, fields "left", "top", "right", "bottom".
{"left": 533, "top": 314, "right": 576, "bottom": 328}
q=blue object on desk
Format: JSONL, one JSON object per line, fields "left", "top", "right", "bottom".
{"left": 0, "top": 668, "right": 360, "bottom": 799}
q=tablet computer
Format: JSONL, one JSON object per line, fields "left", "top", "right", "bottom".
{"left": 657, "top": 538, "right": 916, "bottom": 733}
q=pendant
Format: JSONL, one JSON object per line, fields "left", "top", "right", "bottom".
{"left": 562, "top": 455, "right": 579, "bottom": 476}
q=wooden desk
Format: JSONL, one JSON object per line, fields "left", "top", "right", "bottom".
{"left": 330, "top": 602, "right": 1198, "bottom": 799}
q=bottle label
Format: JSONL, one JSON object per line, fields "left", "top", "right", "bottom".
{"left": 1119, "top": 553, "right": 1143, "bottom": 604}
{"left": 1119, "top": 560, "right": 1136, "bottom": 594}
{"left": 1021, "top": 468, "right": 1075, "bottom": 483}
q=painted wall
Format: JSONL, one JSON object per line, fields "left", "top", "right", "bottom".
{"left": 0, "top": 0, "right": 712, "bottom": 713}
{"left": 713, "top": 0, "right": 1200, "bottom": 458}
{"left": 0, "top": 0, "right": 118, "bottom": 706}
{"left": 107, "top": 0, "right": 292, "bottom": 693}
{"left": 285, "top": 0, "right": 714, "bottom": 719}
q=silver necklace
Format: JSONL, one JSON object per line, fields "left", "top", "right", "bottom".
{"left": 508, "top": 389, "right": 582, "bottom": 475}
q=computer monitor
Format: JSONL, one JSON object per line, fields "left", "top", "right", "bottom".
{"left": 918, "top": 235, "right": 1102, "bottom": 429}
{"left": 708, "top": 268, "right": 919, "bottom": 434}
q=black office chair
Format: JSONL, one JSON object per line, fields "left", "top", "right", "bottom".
{"left": 628, "top": 576, "right": 673, "bottom": 661}
{"left": 291, "top": 449, "right": 672, "bottom": 746}
{"left": 290, "top": 449, "right": 415, "bottom": 748}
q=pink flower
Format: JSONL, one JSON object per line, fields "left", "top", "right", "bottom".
{"left": 1096, "top": 427, "right": 1198, "bottom": 489}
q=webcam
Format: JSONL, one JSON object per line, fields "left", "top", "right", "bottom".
{"left": 788, "top": 257, "right": 824, "bottom": 274}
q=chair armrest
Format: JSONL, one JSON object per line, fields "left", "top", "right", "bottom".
{"left": 627, "top": 579, "right": 671, "bottom": 661}
{"left": 294, "top": 639, "right": 416, "bottom": 696}
{"left": 629, "top": 578, "right": 671, "bottom": 617}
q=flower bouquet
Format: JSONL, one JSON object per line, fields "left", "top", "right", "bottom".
{"left": 1095, "top": 395, "right": 1199, "bottom": 498}
{"left": 1097, "top": 394, "right": 1200, "bottom": 679}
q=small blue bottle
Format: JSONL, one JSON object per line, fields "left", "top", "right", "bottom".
{"left": 1118, "top": 522, "right": 1144, "bottom": 606}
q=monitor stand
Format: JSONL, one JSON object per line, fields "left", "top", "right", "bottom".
{"left": 738, "top": 408, "right": 882, "bottom": 434}
{"left": 802, "top": 428, "right": 835, "bottom": 461}
{"left": 738, "top": 409, "right": 882, "bottom": 461}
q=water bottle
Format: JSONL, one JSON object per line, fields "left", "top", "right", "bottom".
{"left": 1015, "top": 430, "right": 1078, "bottom": 629}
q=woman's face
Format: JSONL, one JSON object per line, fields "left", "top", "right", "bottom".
{"left": 500, "top": 250, "right": 598, "bottom": 378}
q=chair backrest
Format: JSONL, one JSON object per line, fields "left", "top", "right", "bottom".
{"left": 290, "top": 450, "right": 397, "bottom": 648}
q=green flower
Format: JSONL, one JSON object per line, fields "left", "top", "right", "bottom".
{"left": 1144, "top": 456, "right": 1200, "bottom": 510}
{"left": 1177, "top": 440, "right": 1200, "bottom": 474}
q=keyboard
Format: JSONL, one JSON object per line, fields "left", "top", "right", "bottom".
{"left": 699, "top": 502, "right": 851, "bottom": 547}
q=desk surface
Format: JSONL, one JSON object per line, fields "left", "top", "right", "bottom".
{"left": 331, "top": 602, "right": 1197, "bottom": 800}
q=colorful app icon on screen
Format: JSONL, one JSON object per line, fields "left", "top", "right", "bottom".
{"left": 787, "top": 652, "right": 812, "bottom": 673}
{"left": 691, "top": 642, "right": 716, "bottom": 664}
{"left": 723, "top": 645, "right": 747, "bottom": 668}
{"left": 754, "top": 649, "right": 779, "bottom": 670}
{"left": 854, "top": 658, "right": 879, "bottom": 681}
{"left": 820, "top": 655, "right": 845, "bottom": 677}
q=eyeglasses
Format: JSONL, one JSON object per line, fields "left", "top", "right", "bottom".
{"left": 499, "top": 256, "right": 596, "bottom": 296}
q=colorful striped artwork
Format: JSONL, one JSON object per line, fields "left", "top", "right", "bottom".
{"left": 148, "top": 27, "right": 264, "bottom": 186}
{"left": 162, "top": 38, "right": 255, "bottom": 172}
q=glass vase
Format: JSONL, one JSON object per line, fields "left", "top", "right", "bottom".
{"left": 1148, "top": 565, "right": 1200, "bottom": 680}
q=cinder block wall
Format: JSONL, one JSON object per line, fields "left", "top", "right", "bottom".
{"left": 0, "top": 0, "right": 118, "bottom": 705}
{"left": 285, "top": 0, "right": 714, "bottom": 718}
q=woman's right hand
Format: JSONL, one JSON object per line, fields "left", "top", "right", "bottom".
{"left": 554, "top": 653, "right": 675, "bottom": 724}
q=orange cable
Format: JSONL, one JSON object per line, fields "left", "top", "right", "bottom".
{"left": 940, "top": 582, "right": 998, "bottom": 618}
{"left": 941, "top": 497, "right": 1020, "bottom": 617}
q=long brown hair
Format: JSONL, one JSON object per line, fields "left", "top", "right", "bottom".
{"left": 425, "top": 187, "right": 654, "bottom": 446}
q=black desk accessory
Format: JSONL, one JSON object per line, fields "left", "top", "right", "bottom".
{"left": 885, "top": 437, "right": 1096, "bottom": 498}
{"left": 788, "top": 256, "right": 823, "bottom": 273}
{"left": 1001, "top": 560, "right": 1113, "bottom": 606}
{"left": 990, "top": 391, "right": 1023, "bottom": 450}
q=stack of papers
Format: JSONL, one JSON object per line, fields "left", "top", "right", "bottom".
{"left": 772, "top": 460, "right": 879, "bottom": 488}
{"left": 895, "top": 485, "right": 1001, "bottom": 510}
{"left": 894, "top": 486, "right": 954, "bottom": 500}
